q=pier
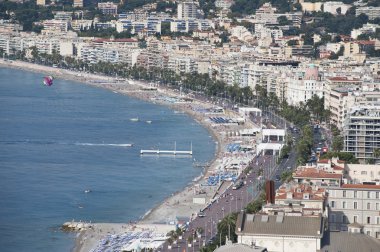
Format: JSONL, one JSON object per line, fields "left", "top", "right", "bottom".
{"left": 140, "top": 142, "right": 193, "bottom": 155}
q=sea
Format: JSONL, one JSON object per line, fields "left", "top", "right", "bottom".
{"left": 0, "top": 67, "right": 216, "bottom": 252}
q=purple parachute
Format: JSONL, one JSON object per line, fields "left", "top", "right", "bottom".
{"left": 43, "top": 76, "right": 54, "bottom": 86}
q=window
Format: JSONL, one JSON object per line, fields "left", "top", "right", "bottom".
{"left": 354, "top": 191, "right": 357, "bottom": 198}
{"left": 367, "top": 203, "right": 371, "bottom": 210}
{"left": 367, "top": 216, "right": 371, "bottom": 224}
{"left": 361, "top": 171, "right": 367, "bottom": 175}
{"left": 368, "top": 191, "right": 371, "bottom": 198}
{"left": 331, "top": 214, "right": 336, "bottom": 222}
{"left": 354, "top": 202, "right": 358, "bottom": 209}
{"left": 376, "top": 232, "right": 380, "bottom": 239}
{"left": 377, "top": 217, "right": 380, "bottom": 225}
{"left": 343, "top": 216, "right": 348, "bottom": 224}
{"left": 354, "top": 216, "right": 358, "bottom": 223}
{"left": 331, "top": 201, "right": 335, "bottom": 208}
{"left": 343, "top": 201, "right": 347, "bottom": 209}
{"left": 376, "top": 203, "right": 379, "bottom": 210}
{"left": 376, "top": 192, "right": 379, "bottom": 199}
{"left": 343, "top": 190, "right": 346, "bottom": 197}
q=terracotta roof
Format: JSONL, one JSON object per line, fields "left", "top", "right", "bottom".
{"left": 333, "top": 165, "right": 344, "bottom": 170}
{"left": 328, "top": 77, "right": 360, "bottom": 82}
{"left": 318, "top": 159, "right": 329, "bottom": 164}
{"left": 341, "top": 184, "right": 380, "bottom": 190}
{"left": 356, "top": 40, "right": 375, "bottom": 45}
{"left": 293, "top": 168, "right": 342, "bottom": 179}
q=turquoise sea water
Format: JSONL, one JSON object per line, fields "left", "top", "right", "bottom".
{"left": 0, "top": 67, "right": 215, "bottom": 252}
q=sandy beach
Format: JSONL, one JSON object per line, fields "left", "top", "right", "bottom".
{"left": 0, "top": 60, "right": 257, "bottom": 252}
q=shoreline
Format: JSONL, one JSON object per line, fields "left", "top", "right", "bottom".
{"left": 0, "top": 60, "right": 235, "bottom": 251}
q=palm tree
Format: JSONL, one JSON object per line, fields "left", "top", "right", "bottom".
{"left": 217, "top": 213, "right": 238, "bottom": 244}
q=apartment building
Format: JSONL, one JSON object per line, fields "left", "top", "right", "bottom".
{"left": 36, "top": 0, "right": 46, "bottom": 6}
{"left": 327, "top": 184, "right": 380, "bottom": 239}
{"left": 168, "top": 56, "right": 197, "bottom": 74}
{"left": 324, "top": 76, "right": 362, "bottom": 110}
{"left": 73, "top": 0, "right": 83, "bottom": 8}
{"left": 177, "top": 1, "right": 198, "bottom": 20}
{"left": 343, "top": 105, "right": 380, "bottom": 164}
{"left": 42, "top": 20, "right": 69, "bottom": 32}
{"left": 254, "top": 3, "right": 278, "bottom": 25}
{"left": 345, "top": 164, "right": 380, "bottom": 184}
{"left": 328, "top": 87, "right": 351, "bottom": 130}
{"left": 215, "top": 0, "right": 234, "bottom": 9}
{"left": 98, "top": 2, "right": 118, "bottom": 15}
{"left": 54, "top": 12, "right": 73, "bottom": 21}
{"left": 356, "top": 6, "right": 380, "bottom": 20}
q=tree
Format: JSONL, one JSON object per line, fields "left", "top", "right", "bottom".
{"left": 278, "top": 16, "right": 290, "bottom": 26}
{"left": 332, "top": 135, "right": 344, "bottom": 152}
{"left": 217, "top": 213, "right": 238, "bottom": 244}
{"left": 281, "top": 171, "right": 293, "bottom": 182}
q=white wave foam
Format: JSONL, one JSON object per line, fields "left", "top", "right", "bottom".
{"left": 75, "top": 143, "right": 133, "bottom": 147}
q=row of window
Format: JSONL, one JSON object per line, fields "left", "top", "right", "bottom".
{"left": 342, "top": 190, "right": 380, "bottom": 199}
{"left": 330, "top": 214, "right": 380, "bottom": 225}
{"left": 330, "top": 201, "right": 380, "bottom": 210}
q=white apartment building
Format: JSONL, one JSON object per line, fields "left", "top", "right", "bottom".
{"left": 255, "top": 3, "right": 278, "bottom": 25}
{"left": 345, "top": 164, "right": 380, "bottom": 184}
{"left": 36, "top": 0, "right": 46, "bottom": 6}
{"left": 177, "top": 1, "right": 198, "bottom": 20}
{"left": 98, "top": 2, "right": 118, "bottom": 15}
{"left": 343, "top": 105, "right": 380, "bottom": 164}
{"left": 328, "top": 87, "right": 351, "bottom": 130}
{"left": 54, "top": 12, "right": 73, "bottom": 21}
{"left": 351, "top": 23, "right": 380, "bottom": 39}
{"left": 73, "top": 0, "right": 83, "bottom": 8}
{"left": 323, "top": 1, "right": 351, "bottom": 15}
{"left": 324, "top": 76, "right": 362, "bottom": 110}
{"left": 215, "top": 0, "right": 234, "bottom": 9}
{"left": 327, "top": 184, "right": 380, "bottom": 239}
{"left": 168, "top": 56, "right": 197, "bottom": 74}
{"left": 70, "top": 20, "right": 93, "bottom": 31}
{"left": 356, "top": 6, "right": 380, "bottom": 20}
{"left": 42, "top": 20, "right": 69, "bottom": 32}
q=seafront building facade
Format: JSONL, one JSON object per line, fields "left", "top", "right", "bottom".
{"left": 343, "top": 105, "right": 380, "bottom": 164}
{"left": 327, "top": 184, "right": 380, "bottom": 239}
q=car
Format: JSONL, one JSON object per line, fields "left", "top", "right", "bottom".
{"left": 198, "top": 211, "right": 206, "bottom": 217}
{"left": 287, "top": 166, "right": 291, "bottom": 170}
{"left": 232, "top": 180, "right": 244, "bottom": 190}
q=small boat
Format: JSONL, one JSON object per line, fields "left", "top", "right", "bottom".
{"left": 130, "top": 118, "right": 139, "bottom": 122}
{"left": 146, "top": 120, "right": 152, "bottom": 124}
{"left": 84, "top": 189, "right": 91, "bottom": 193}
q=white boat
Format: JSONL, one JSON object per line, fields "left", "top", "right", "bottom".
{"left": 130, "top": 118, "right": 139, "bottom": 122}
{"left": 84, "top": 189, "right": 91, "bottom": 193}
{"left": 146, "top": 120, "right": 152, "bottom": 124}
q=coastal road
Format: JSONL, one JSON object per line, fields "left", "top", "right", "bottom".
{"left": 160, "top": 153, "right": 295, "bottom": 252}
